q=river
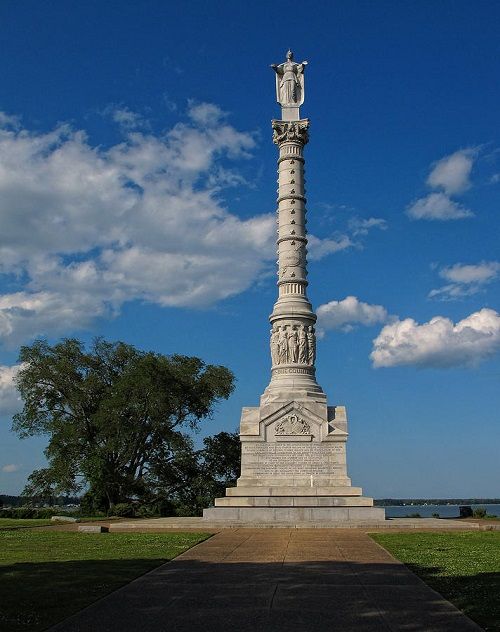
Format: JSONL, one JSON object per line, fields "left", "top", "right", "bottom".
{"left": 383, "top": 503, "right": 500, "bottom": 518}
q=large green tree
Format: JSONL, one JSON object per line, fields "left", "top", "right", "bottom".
{"left": 13, "top": 338, "right": 235, "bottom": 511}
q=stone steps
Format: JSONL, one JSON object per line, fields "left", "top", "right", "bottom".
{"left": 215, "top": 495, "right": 373, "bottom": 507}
{"left": 106, "top": 517, "right": 486, "bottom": 531}
{"left": 226, "top": 485, "right": 363, "bottom": 497}
{"left": 226, "top": 486, "right": 362, "bottom": 496}
{"left": 203, "top": 505, "right": 386, "bottom": 522}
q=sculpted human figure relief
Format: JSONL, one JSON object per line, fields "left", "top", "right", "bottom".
{"left": 287, "top": 326, "right": 299, "bottom": 363}
{"left": 270, "top": 328, "right": 279, "bottom": 366}
{"left": 278, "top": 326, "right": 288, "bottom": 364}
{"left": 298, "top": 325, "right": 308, "bottom": 364}
{"left": 307, "top": 326, "right": 316, "bottom": 365}
{"left": 271, "top": 50, "right": 307, "bottom": 107}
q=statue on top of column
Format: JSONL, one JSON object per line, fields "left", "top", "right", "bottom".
{"left": 271, "top": 50, "right": 307, "bottom": 107}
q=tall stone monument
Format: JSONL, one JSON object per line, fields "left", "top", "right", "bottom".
{"left": 204, "top": 52, "right": 385, "bottom": 523}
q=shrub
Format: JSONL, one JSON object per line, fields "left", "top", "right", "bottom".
{"left": 432, "top": 512, "right": 440, "bottom": 519}
{"left": 135, "top": 505, "right": 157, "bottom": 518}
{"left": 473, "top": 507, "right": 487, "bottom": 519}
{"left": 408, "top": 512, "right": 422, "bottom": 518}
{"left": 109, "top": 503, "right": 135, "bottom": 517}
{"left": 0, "top": 507, "right": 74, "bottom": 519}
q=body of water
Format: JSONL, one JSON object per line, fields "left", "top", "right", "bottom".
{"left": 383, "top": 503, "right": 500, "bottom": 518}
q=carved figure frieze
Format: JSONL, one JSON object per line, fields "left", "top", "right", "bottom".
{"left": 270, "top": 324, "right": 316, "bottom": 366}
{"left": 275, "top": 414, "right": 311, "bottom": 436}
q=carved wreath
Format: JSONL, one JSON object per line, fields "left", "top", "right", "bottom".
{"left": 275, "top": 414, "right": 311, "bottom": 436}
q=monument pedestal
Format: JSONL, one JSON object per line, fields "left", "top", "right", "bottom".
{"left": 203, "top": 401, "right": 384, "bottom": 523}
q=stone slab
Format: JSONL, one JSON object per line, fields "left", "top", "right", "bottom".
{"left": 227, "top": 485, "right": 362, "bottom": 496}
{"left": 214, "top": 496, "right": 374, "bottom": 507}
{"left": 51, "top": 515, "right": 78, "bottom": 523}
{"left": 203, "top": 506, "right": 386, "bottom": 522}
{"left": 77, "top": 525, "right": 109, "bottom": 533}
{"left": 106, "top": 517, "right": 487, "bottom": 531}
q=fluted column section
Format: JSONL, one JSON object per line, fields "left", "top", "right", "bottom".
{"left": 264, "top": 119, "right": 325, "bottom": 401}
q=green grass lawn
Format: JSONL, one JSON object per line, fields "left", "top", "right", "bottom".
{"left": 0, "top": 529, "right": 210, "bottom": 632}
{"left": 0, "top": 519, "right": 54, "bottom": 530}
{"left": 371, "top": 531, "right": 500, "bottom": 631}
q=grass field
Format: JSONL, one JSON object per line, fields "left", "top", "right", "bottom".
{"left": 371, "top": 531, "right": 500, "bottom": 631}
{"left": 0, "top": 519, "right": 54, "bottom": 530}
{"left": 0, "top": 530, "right": 210, "bottom": 632}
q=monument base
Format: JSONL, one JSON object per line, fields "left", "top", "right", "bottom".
{"left": 203, "top": 505, "right": 385, "bottom": 522}
{"left": 204, "top": 401, "right": 385, "bottom": 524}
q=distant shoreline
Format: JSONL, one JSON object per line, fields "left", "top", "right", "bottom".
{"left": 375, "top": 499, "right": 500, "bottom": 507}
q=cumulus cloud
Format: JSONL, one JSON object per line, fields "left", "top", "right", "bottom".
{"left": 0, "top": 364, "right": 23, "bottom": 415}
{"left": 429, "top": 261, "right": 500, "bottom": 300}
{"left": 427, "top": 148, "right": 478, "bottom": 195}
{"left": 0, "top": 105, "right": 277, "bottom": 345}
{"left": 406, "top": 192, "right": 473, "bottom": 220}
{"left": 1, "top": 464, "right": 21, "bottom": 473}
{"left": 317, "top": 296, "right": 389, "bottom": 333}
{"left": 406, "top": 148, "right": 479, "bottom": 221}
{"left": 371, "top": 308, "right": 500, "bottom": 368}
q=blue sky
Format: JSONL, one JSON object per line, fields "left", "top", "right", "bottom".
{"left": 0, "top": 0, "right": 499, "bottom": 498}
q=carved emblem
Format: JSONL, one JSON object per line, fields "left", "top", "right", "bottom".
{"left": 275, "top": 414, "right": 311, "bottom": 436}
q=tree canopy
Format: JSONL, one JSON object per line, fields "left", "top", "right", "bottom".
{"left": 13, "top": 338, "right": 237, "bottom": 513}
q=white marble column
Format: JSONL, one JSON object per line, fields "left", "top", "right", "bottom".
{"left": 264, "top": 57, "right": 325, "bottom": 403}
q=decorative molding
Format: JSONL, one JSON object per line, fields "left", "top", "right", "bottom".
{"left": 277, "top": 155, "right": 304, "bottom": 165}
{"left": 272, "top": 120, "right": 309, "bottom": 146}
{"left": 277, "top": 194, "right": 307, "bottom": 204}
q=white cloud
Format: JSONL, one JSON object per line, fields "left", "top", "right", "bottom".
{"left": 406, "top": 192, "right": 473, "bottom": 220}
{"left": 1, "top": 464, "right": 21, "bottom": 473}
{"left": 0, "top": 112, "right": 20, "bottom": 128}
{"left": 348, "top": 217, "right": 387, "bottom": 236}
{"left": 371, "top": 308, "right": 500, "bottom": 368}
{"left": 0, "top": 106, "right": 278, "bottom": 345}
{"left": 427, "top": 148, "right": 478, "bottom": 195}
{"left": 407, "top": 148, "right": 480, "bottom": 221}
{"left": 307, "top": 234, "right": 353, "bottom": 260}
{"left": 111, "top": 107, "right": 146, "bottom": 130}
{"left": 440, "top": 262, "right": 499, "bottom": 284}
{"left": 317, "top": 296, "right": 389, "bottom": 333}
{"left": 187, "top": 101, "right": 227, "bottom": 126}
{"left": 0, "top": 364, "right": 23, "bottom": 415}
{"left": 429, "top": 261, "right": 500, "bottom": 300}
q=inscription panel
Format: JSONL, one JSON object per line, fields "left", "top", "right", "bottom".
{"left": 242, "top": 442, "right": 345, "bottom": 476}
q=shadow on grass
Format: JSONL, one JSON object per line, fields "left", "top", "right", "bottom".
{"left": 1, "top": 557, "right": 492, "bottom": 632}
{"left": 403, "top": 562, "right": 500, "bottom": 632}
{"left": 0, "top": 558, "right": 168, "bottom": 632}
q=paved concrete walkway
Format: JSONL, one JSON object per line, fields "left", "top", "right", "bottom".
{"left": 50, "top": 529, "right": 482, "bottom": 631}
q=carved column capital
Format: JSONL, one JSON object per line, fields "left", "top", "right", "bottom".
{"left": 272, "top": 119, "right": 309, "bottom": 146}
